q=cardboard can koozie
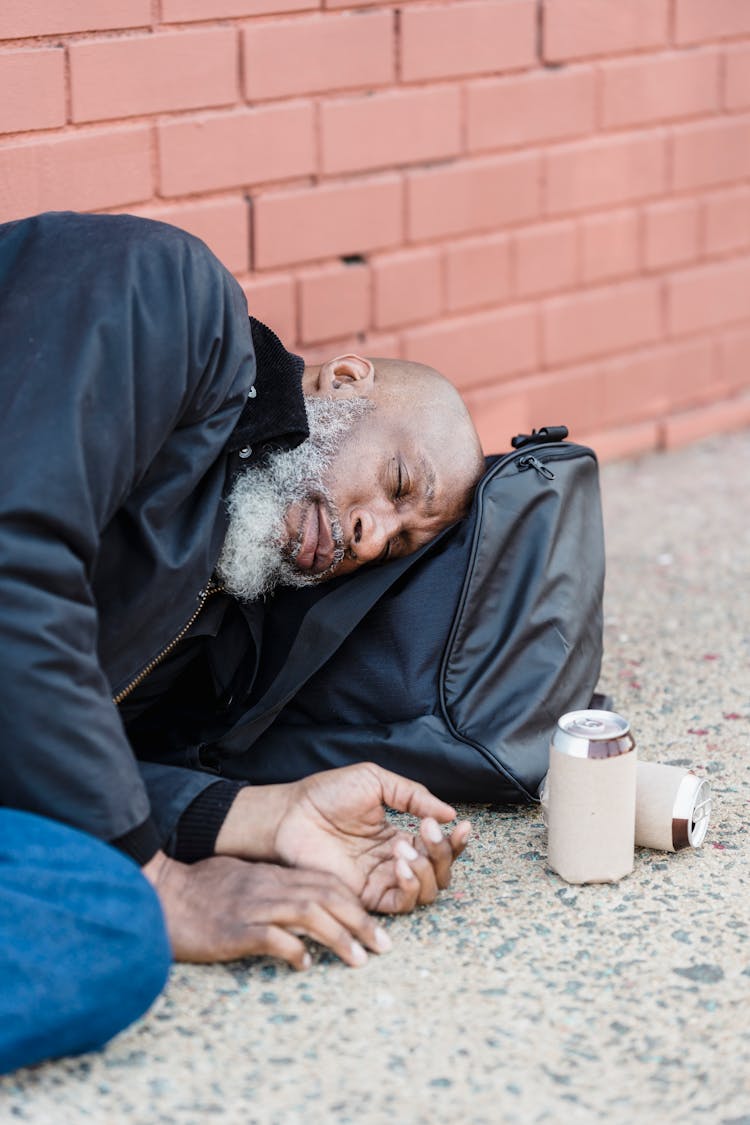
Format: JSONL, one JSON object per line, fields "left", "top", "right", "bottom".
{"left": 546, "top": 710, "right": 636, "bottom": 885}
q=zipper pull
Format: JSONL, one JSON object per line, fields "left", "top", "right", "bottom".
{"left": 518, "top": 455, "right": 555, "bottom": 480}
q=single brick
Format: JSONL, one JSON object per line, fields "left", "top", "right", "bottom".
{"left": 372, "top": 247, "right": 442, "bottom": 329}
{"left": 600, "top": 49, "right": 720, "bottom": 129}
{"left": 544, "top": 0, "right": 669, "bottom": 62}
{"left": 253, "top": 175, "right": 402, "bottom": 269}
{"left": 298, "top": 336, "right": 358, "bottom": 364}
{"left": 724, "top": 44, "right": 750, "bottom": 110}
{"left": 667, "top": 257, "right": 750, "bottom": 335}
{"left": 542, "top": 279, "right": 661, "bottom": 366}
{"left": 402, "top": 305, "right": 538, "bottom": 390}
{"left": 663, "top": 395, "right": 750, "bottom": 450}
{"left": 400, "top": 0, "right": 536, "bottom": 82}
{"left": 242, "top": 273, "right": 296, "bottom": 342}
{"left": 299, "top": 332, "right": 403, "bottom": 365}
{"left": 577, "top": 420, "right": 660, "bottom": 462}
{"left": 601, "top": 338, "right": 714, "bottom": 425}
{"left": 0, "top": 127, "right": 152, "bottom": 223}
{"left": 158, "top": 104, "right": 315, "bottom": 196}
{"left": 514, "top": 221, "right": 578, "bottom": 297}
{"left": 703, "top": 187, "right": 750, "bottom": 256}
{"left": 131, "top": 197, "right": 250, "bottom": 273}
{"left": 545, "top": 131, "right": 666, "bottom": 214}
{"left": 443, "top": 234, "right": 511, "bottom": 313}
{"left": 0, "top": 0, "right": 151, "bottom": 39}
{"left": 300, "top": 336, "right": 359, "bottom": 365}
{"left": 162, "top": 0, "right": 316, "bottom": 19}
{"left": 70, "top": 28, "right": 237, "bottom": 123}
{"left": 243, "top": 11, "right": 393, "bottom": 101}
{"left": 675, "top": 0, "right": 750, "bottom": 44}
{"left": 658, "top": 338, "right": 716, "bottom": 410}
{"left": 462, "top": 383, "right": 531, "bottom": 452}
{"left": 717, "top": 328, "right": 750, "bottom": 394}
{"left": 407, "top": 153, "right": 541, "bottom": 242}
{"left": 672, "top": 117, "right": 750, "bottom": 191}
{"left": 321, "top": 85, "right": 461, "bottom": 175}
{"left": 467, "top": 68, "right": 595, "bottom": 152}
{"left": 362, "top": 331, "right": 401, "bottom": 357}
{"left": 298, "top": 260, "right": 370, "bottom": 343}
{"left": 601, "top": 348, "right": 667, "bottom": 424}
{"left": 0, "top": 48, "right": 65, "bottom": 135}
{"left": 643, "top": 198, "right": 700, "bottom": 271}
{"left": 522, "top": 365, "right": 604, "bottom": 434}
{"left": 580, "top": 209, "right": 639, "bottom": 284}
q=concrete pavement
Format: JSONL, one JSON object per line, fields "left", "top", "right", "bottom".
{"left": 2, "top": 429, "right": 749, "bottom": 1124}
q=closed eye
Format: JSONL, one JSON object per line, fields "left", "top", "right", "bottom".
{"left": 395, "top": 460, "right": 403, "bottom": 499}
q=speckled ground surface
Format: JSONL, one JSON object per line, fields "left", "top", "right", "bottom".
{"left": 2, "top": 431, "right": 749, "bottom": 1125}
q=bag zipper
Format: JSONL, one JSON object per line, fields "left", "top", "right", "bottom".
{"left": 112, "top": 579, "right": 224, "bottom": 705}
{"left": 518, "top": 454, "right": 555, "bottom": 479}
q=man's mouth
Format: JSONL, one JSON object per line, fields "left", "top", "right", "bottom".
{"left": 293, "top": 499, "right": 337, "bottom": 574}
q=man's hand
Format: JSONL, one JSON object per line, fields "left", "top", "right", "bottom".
{"left": 142, "top": 850, "right": 392, "bottom": 969}
{"left": 214, "top": 763, "right": 471, "bottom": 914}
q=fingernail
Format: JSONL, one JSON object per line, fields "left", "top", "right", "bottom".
{"left": 350, "top": 941, "right": 368, "bottom": 967}
{"left": 396, "top": 858, "right": 416, "bottom": 882}
{"left": 424, "top": 820, "right": 443, "bottom": 844}
{"left": 374, "top": 926, "right": 392, "bottom": 953}
{"left": 395, "top": 840, "right": 419, "bottom": 862}
{"left": 301, "top": 952, "right": 312, "bottom": 970}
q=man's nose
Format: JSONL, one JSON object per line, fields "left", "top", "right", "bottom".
{"left": 349, "top": 505, "right": 400, "bottom": 563}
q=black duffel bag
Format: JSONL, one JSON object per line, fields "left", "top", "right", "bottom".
{"left": 215, "top": 428, "right": 606, "bottom": 805}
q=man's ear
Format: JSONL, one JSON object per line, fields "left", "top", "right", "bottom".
{"left": 315, "top": 354, "right": 375, "bottom": 396}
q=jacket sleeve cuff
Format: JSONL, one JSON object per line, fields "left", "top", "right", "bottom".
{"left": 111, "top": 815, "right": 162, "bottom": 866}
{"left": 172, "top": 780, "right": 247, "bottom": 864}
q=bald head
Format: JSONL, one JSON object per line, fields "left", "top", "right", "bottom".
{"left": 261, "top": 349, "right": 485, "bottom": 583}
{"left": 302, "top": 353, "right": 484, "bottom": 516}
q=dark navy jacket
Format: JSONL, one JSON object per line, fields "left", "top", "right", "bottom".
{"left": 0, "top": 212, "right": 260, "bottom": 861}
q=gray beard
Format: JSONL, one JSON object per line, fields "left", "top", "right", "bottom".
{"left": 216, "top": 395, "right": 373, "bottom": 602}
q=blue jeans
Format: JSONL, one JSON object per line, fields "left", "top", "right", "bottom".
{"left": 0, "top": 809, "right": 171, "bottom": 1074}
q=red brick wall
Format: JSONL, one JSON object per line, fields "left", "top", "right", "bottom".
{"left": 2, "top": 0, "right": 750, "bottom": 458}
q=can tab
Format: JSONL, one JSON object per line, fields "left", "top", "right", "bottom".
{"left": 511, "top": 425, "right": 569, "bottom": 449}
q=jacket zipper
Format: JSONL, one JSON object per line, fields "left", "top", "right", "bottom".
{"left": 112, "top": 580, "right": 224, "bottom": 705}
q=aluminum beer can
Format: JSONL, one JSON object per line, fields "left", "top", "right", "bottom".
{"left": 546, "top": 709, "right": 637, "bottom": 884}
{"left": 634, "top": 761, "right": 711, "bottom": 851}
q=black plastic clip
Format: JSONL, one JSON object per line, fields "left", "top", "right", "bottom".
{"left": 511, "top": 425, "right": 569, "bottom": 450}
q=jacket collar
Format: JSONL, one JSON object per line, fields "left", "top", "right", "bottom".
{"left": 226, "top": 317, "right": 308, "bottom": 459}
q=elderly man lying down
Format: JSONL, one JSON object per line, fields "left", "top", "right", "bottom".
{"left": 0, "top": 212, "right": 484, "bottom": 1072}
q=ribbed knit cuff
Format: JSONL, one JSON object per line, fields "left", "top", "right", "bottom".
{"left": 111, "top": 814, "right": 162, "bottom": 866}
{"left": 173, "top": 780, "right": 248, "bottom": 864}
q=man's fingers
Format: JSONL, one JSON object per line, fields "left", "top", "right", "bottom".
{"left": 272, "top": 879, "right": 393, "bottom": 967}
{"left": 212, "top": 922, "right": 311, "bottom": 970}
{"left": 281, "top": 903, "right": 370, "bottom": 968}
{"left": 450, "top": 820, "right": 472, "bottom": 859}
{"left": 417, "top": 817, "right": 472, "bottom": 887}
{"left": 364, "top": 763, "right": 457, "bottom": 823}
{"left": 413, "top": 818, "right": 455, "bottom": 891}
{"left": 387, "top": 855, "right": 421, "bottom": 913}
